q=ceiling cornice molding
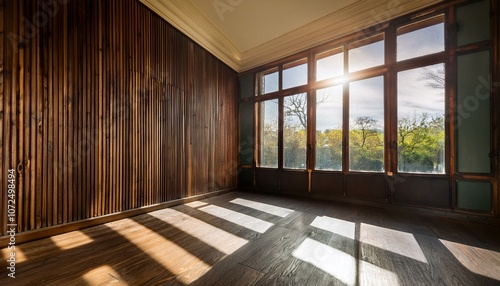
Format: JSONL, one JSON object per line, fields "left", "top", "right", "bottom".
{"left": 140, "top": 0, "right": 242, "bottom": 70}
{"left": 140, "top": 0, "right": 443, "bottom": 73}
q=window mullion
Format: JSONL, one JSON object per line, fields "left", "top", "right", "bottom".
{"left": 386, "top": 22, "right": 397, "bottom": 178}
{"left": 446, "top": 6, "right": 455, "bottom": 178}
{"left": 278, "top": 96, "right": 284, "bottom": 171}
{"left": 307, "top": 52, "right": 315, "bottom": 171}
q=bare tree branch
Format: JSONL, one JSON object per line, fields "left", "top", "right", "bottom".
{"left": 284, "top": 94, "right": 307, "bottom": 129}
{"left": 283, "top": 92, "right": 332, "bottom": 130}
{"left": 419, "top": 67, "right": 445, "bottom": 90}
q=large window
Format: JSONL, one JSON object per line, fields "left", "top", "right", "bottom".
{"left": 396, "top": 15, "right": 446, "bottom": 174}
{"left": 255, "top": 12, "right": 449, "bottom": 176}
{"left": 256, "top": 59, "right": 309, "bottom": 169}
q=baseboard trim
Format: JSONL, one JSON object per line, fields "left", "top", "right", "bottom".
{"left": 0, "top": 188, "right": 235, "bottom": 246}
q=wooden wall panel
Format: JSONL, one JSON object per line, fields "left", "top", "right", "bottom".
{"left": 311, "top": 172, "right": 344, "bottom": 196}
{"left": 393, "top": 176, "right": 451, "bottom": 209}
{"left": 281, "top": 171, "right": 308, "bottom": 193}
{"left": 0, "top": 0, "right": 4, "bottom": 236}
{"left": 345, "top": 174, "right": 389, "bottom": 202}
{"left": 0, "top": 0, "right": 238, "bottom": 236}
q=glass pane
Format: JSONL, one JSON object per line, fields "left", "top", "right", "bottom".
{"left": 349, "top": 39, "right": 384, "bottom": 72}
{"left": 240, "top": 73, "right": 254, "bottom": 99}
{"left": 316, "top": 85, "right": 343, "bottom": 171}
{"left": 261, "top": 71, "right": 278, "bottom": 94}
{"left": 316, "top": 51, "right": 344, "bottom": 82}
{"left": 260, "top": 99, "right": 279, "bottom": 168}
{"left": 397, "top": 63, "right": 445, "bottom": 174}
{"left": 284, "top": 93, "right": 308, "bottom": 169}
{"left": 397, "top": 18, "right": 444, "bottom": 61}
{"left": 283, "top": 62, "right": 308, "bottom": 89}
{"left": 457, "top": 51, "right": 491, "bottom": 173}
{"left": 349, "top": 77, "right": 384, "bottom": 172}
{"left": 457, "top": 0, "right": 490, "bottom": 46}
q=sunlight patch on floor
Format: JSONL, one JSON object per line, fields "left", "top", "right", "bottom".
{"left": 440, "top": 239, "right": 500, "bottom": 281}
{"left": 1, "top": 244, "right": 27, "bottom": 263}
{"left": 83, "top": 265, "right": 128, "bottom": 286}
{"left": 293, "top": 237, "right": 357, "bottom": 286}
{"left": 108, "top": 218, "right": 211, "bottom": 284}
{"left": 184, "top": 201, "right": 208, "bottom": 208}
{"left": 230, "top": 198, "right": 294, "bottom": 217}
{"left": 50, "top": 230, "right": 94, "bottom": 250}
{"left": 310, "top": 216, "right": 355, "bottom": 240}
{"left": 199, "top": 205, "right": 274, "bottom": 233}
{"left": 360, "top": 223, "right": 428, "bottom": 264}
{"left": 150, "top": 208, "right": 248, "bottom": 255}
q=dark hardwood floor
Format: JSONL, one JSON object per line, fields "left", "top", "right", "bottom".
{"left": 2, "top": 191, "right": 500, "bottom": 285}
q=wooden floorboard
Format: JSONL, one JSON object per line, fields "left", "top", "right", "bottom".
{"left": 2, "top": 191, "right": 500, "bottom": 285}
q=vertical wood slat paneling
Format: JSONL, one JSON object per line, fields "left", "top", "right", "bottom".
{"left": 46, "top": 0, "right": 53, "bottom": 227}
{"left": 16, "top": 0, "right": 24, "bottom": 232}
{"left": 26, "top": 0, "right": 35, "bottom": 231}
{"left": 2, "top": 0, "right": 19, "bottom": 235}
{"left": 0, "top": 0, "right": 6, "bottom": 235}
{"left": 35, "top": 0, "right": 43, "bottom": 230}
{"left": 1, "top": 0, "right": 238, "bottom": 236}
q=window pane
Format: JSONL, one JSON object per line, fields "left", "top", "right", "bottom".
{"left": 457, "top": 0, "right": 490, "bottom": 46}
{"left": 349, "top": 77, "right": 384, "bottom": 172}
{"left": 316, "top": 85, "right": 343, "bottom": 171}
{"left": 284, "top": 93, "right": 308, "bottom": 169}
{"left": 457, "top": 51, "right": 491, "bottom": 173}
{"left": 349, "top": 39, "right": 384, "bottom": 72}
{"left": 316, "top": 50, "right": 343, "bottom": 82}
{"left": 283, "top": 61, "right": 308, "bottom": 89}
{"left": 260, "top": 99, "right": 279, "bottom": 168}
{"left": 261, "top": 71, "right": 278, "bottom": 94}
{"left": 397, "top": 17, "right": 444, "bottom": 61}
{"left": 397, "top": 64, "right": 445, "bottom": 174}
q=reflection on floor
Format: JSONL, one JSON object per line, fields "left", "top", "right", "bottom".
{"left": 2, "top": 191, "right": 500, "bottom": 285}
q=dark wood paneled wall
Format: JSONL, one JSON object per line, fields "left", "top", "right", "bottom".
{"left": 0, "top": 0, "right": 238, "bottom": 236}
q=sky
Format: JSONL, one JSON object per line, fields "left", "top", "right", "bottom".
{"left": 317, "top": 85, "right": 343, "bottom": 130}
{"left": 349, "top": 76, "right": 385, "bottom": 128}
{"left": 398, "top": 63, "right": 445, "bottom": 119}
{"left": 349, "top": 40, "right": 384, "bottom": 73}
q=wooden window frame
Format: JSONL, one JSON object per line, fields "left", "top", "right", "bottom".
{"left": 251, "top": 0, "right": 497, "bottom": 193}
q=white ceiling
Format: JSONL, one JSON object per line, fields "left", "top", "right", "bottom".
{"left": 140, "top": 0, "right": 443, "bottom": 72}
{"left": 189, "top": 0, "right": 357, "bottom": 53}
